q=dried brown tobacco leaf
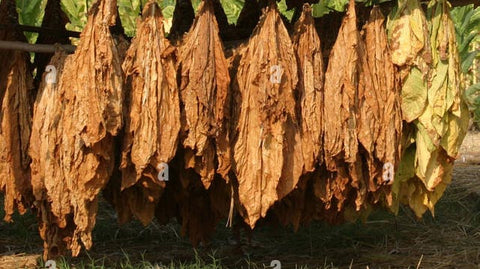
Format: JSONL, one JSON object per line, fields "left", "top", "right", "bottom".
{"left": 272, "top": 173, "right": 313, "bottom": 231}
{"left": 57, "top": 0, "right": 123, "bottom": 256}
{"left": 0, "top": 0, "right": 33, "bottom": 222}
{"left": 360, "top": 6, "right": 402, "bottom": 202}
{"left": 292, "top": 4, "right": 324, "bottom": 173}
{"left": 178, "top": 0, "right": 231, "bottom": 189}
{"left": 106, "top": 177, "right": 164, "bottom": 226}
{"left": 232, "top": 1, "right": 302, "bottom": 228}
{"left": 119, "top": 2, "right": 180, "bottom": 225}
{"left": 151, "top": 150, "right": 229, "bottom": 246}
{"left": 323, "top": 0, "right": 360, "bottom": 170}
{"left": 319, "top": 0, "right": 361, "bottom": 210}
{"left": 177, "top": 165, "right": 229, "bottom": 245}
{"left": 365, "top": 6, "right": 402, "bottom": 170}
{"left": 29, "top": 50, "right": 73, "bottom": 259}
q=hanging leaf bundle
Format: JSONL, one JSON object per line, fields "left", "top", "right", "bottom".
{"left": 0, "top": 0, "right": 33, "bottom": 222}
{"left": 360, "top": 6, "right": 402, "bottom": 204}
{"left": 388, "top": 0, "right": 431, "bottom": 122}
{"left": 266, "top": 3, "right": 324, "bottom": 232}
{"left": 232, "top": 1, "right": 303, "bottom": 228}
{"left": 117, "top": 1, "right": 180, "bottom": 226}
{"left": 390, "top": 0, "right": 469, "bottom": 217}
{"left": 167, "top": 158, "right": 230, "bottom": 246}
{"left": 318, "top": 0, "right": 363, "bottom": 212}
{"left": 53, "top": 0, "right": 123, "bottom": 256}
{"left": 314, "top": 0, "right": 403, "bottom": 218}
{"left": 293, "top": 3, "right": 324, "bottom": 174}
{"left": 178, "top": 0, "right": 231, "bottom": 189}
{"left": 30, "top": 50, "right": 72, "bottom": 259}
{"left": 0, "top": 0, "right": 473, "bottom": 258}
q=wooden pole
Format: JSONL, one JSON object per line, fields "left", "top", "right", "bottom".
{"left": 0, "top": 40, "right": 75, "bottom": 53}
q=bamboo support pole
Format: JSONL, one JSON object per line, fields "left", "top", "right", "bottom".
{"left": 0, "top": 40, "right": 75, "bottom": 53}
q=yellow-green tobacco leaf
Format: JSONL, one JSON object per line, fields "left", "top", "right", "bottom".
{"left": 428, "top": 0, "right": 469, "bottom": 158}
{"left": 440, "top": 106, "right": 470, "bottom": 158}
{"left": 391, "top": 144, "right": 416, "bottom": 214}
{"left": 405, "top": 178, "right": 429, "bottom": 217}
{"left": 401, "top": 67, "right": 428, "bottom": 122}
{"left": 427, "top": 0, "right": 446, "bottom": 66}
{"left": 417, "top": 105, "right": 441, "bottom": 146}
{"left": 414, "top": 121, "right": 437, "bottom": 182}
{"left": 428, "top": 60, "right": 449, "bottom": 119}
{"left": 421, "top": 148, "right": 447, "bottom": 191}
{"left": 389, "top": 0, "right": 427, "bottom": 67}
{"left": 411, "top": 152, "right": 453, "bottom": 217}
{"left": 446, "top": 20, "right": 463, "bottom": 119}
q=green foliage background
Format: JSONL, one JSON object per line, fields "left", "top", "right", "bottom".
{"left": 13, "top": 0, "right": 341, "bottom": 39}
{"left": 451, "top": 4, "right": 480, "bottom": 123}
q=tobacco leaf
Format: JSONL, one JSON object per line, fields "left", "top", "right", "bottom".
{"left": 178, "top": 0, "right": 231, "bottom": 189}
{"left": 292, "top": 4, "right": 324, "bottom": 173}
{"left": 323, "top": 0, "right": 360, "bottom": 170}
{"left": 273, "top": 172, "right": 316, "bottom": 231}
{"left": 119, "top": 1, "right": 180, "bottom": 225}
{"left": 57, "top": 0, "right": 123, "bottom": 256}
{"left": 428, "top": 0, "right": 468, "bottom": 159}
{"left": 388, "top": 0, "right": 432, "bottom": 122}
{"left": 394, "top": 147, "right": 453, "bottom": 217}
{"left": 29, "top": 50, "right": 73, "bottom": 259}
{"left": 232, "top": 1, "right": 302, "bottom": 228}
{"left": 320, "top": 0, "right": 361, "bottom": 211}
{"left": 390, "top": 0, "right": 468, "bottom": 218}
{"left": 361, "top": 6, "right": 402, "bottom": 202}
{"left": 0, "top": 0, "right": 33, "bottom": 222}
{"left": 153, "top": 149, "right": 229, "bottom": 246}
{"left": 177, "top": 169, "right": 229, "bottom": 245}
{"left": 413, "top": 0, "right": 468, "bottom": 193}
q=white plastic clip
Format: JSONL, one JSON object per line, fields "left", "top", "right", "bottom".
{"left": 382, "top": 162, "right": 394, "bottom": 184}
{"left": 45, "top": 65, "right": 57, "bottom": 84}
{"left": 157, "top": 163, "right": 169, "bottom": 182}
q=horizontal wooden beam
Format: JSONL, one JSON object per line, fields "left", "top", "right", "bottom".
{"left": 0, "top": 40, "right": 75, "bottom": 54}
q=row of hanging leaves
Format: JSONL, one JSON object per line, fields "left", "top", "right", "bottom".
{"left": 0, "top": 0, "right": 468, "bottom": 259}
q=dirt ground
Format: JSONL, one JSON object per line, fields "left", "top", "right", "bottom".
{"left": 2, "top": 135, "right": 480, "bottom": 268}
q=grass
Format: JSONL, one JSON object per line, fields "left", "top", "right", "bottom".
{"left": 2, "top": 165, "right": 480, "bottom": 268}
